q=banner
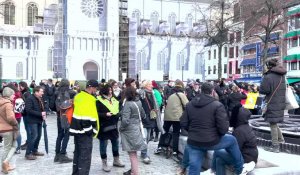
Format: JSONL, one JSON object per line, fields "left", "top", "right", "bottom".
{"left": 244, "top": 92, "right": 259, "bottom": 109}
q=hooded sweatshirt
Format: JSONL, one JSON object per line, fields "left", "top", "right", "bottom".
{"left": 180, "top": 93, "right": 229, "bottom": 147}
{"left": 0, "top": 97, "right": 18, "bottom": 133}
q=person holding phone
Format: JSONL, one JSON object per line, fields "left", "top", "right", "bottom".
{"left": 96, "top": 84, "right": 124, "bottom": 172}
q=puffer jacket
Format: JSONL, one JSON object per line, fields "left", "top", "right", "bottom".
{"left": 260, "top": 65, "right": 287, "bottom": 123}
{"left": 0, "top": 97, "right": 18, "bottom": 133}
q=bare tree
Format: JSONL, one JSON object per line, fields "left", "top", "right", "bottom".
{"left": 196, "top": 0, "right": 237, "bottom": 79}
{"left": 244, "top": 0, "right": 291, "bottom": 72}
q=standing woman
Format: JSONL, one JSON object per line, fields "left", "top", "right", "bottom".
{"left": 120, "top": 86, "right": 147, "bottom": 175}
{"left": 96, "top": 84, "right": 124, "bottom": 172}
{"left": 0, "top": 87, "right": 18, "bottom": 174}
{"left": 12, "top": 86, "right": 23, "bottom": 154}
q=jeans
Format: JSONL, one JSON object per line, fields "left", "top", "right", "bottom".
{"left": 212, "top": 149, "right": 235, "bottom": 175}
{"left": 141, "top": 128, "right": 151, "bottom": 158}
{"left": 270, "top": 123, "right": 284, "bottom": 145}
{"left": 1, "top": 132, "right": 17, "bottom": 162}
{"left": 72, "top": 134, "right": 93, "bottom": 175}
{"left": 25, "top": 123, "right": 42, "bottom": 155}
{"left": 22, "top": 115, "right": 30, "bottom": 144}
{"left": 16, "top": 118, "right": 22, "bottom": 150}
{"left": 181, "top": 145, "right": 189, "bottom": 169}
{"left": 55, "top": 114, "right": 70, "bottom": 154}
{"left": 186, "top": 134, "right": 244, "bottom": 175}
{"left": 99, "top": 138, "right": 119, "bottom": 159}
{"left": 158, "top": 121, "right": 180, "bottom": 153}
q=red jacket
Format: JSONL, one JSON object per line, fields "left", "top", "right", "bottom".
{"left": 13, "top": 91, "right": 22, "bottom": 119}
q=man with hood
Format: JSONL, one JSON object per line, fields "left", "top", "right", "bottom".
{"left": 54, "top": 79, "right": 76, "bottom": 163}
{"left": 260, "top": 58, "right": 286, "bottom": 152}
{"left": 180, "top": 83, "right": 244, "bottom": 175}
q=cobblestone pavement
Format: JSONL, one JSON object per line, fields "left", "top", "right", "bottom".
{"left": 0, "top": 114, "right": 179, "bottom": 175}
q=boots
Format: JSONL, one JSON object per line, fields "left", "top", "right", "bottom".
{"left": 2, "top": 161, "right": 9, "bottom": 174}
{"left": 59, "top": 154, "right": 73, "bottom": 163}
{"left": 102, "top": 159, "right": 111, "bottom": 172}
{"left": 113, "top": 157, "right": 125, "bottom": 167}
{"left": 20, "top": 142, "right": 27, "bottom": 150}
{"left": 264, "top": 144, "right": 280, "bottom": 153}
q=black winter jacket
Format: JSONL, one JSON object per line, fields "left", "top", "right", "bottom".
{"left": 180, "top": 94, "right": 229, "bottom": 147}
{"left": 25, "top": 94, "right": 45, "bottom": 124}
{"left": 140, "top": 90, "right": 157, "bottom": 128}
{"left": 260, "top": 65, "right": 287, "bottom": 123}
{"left": 231, "top": 106, "right": 258, "bottom": 163}
{"left": 228, "top": 92, "right": 247, "bottom": 111}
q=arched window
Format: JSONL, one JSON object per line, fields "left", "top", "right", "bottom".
{"left": 16, "top": 62, "right": 23, "bottom": 78}
{"left": 157, "top": 52, "right": 166, "bottom": 71}
{"left": 150, "top": 11, "right": 159, "bottom": 33}
{"left": 47, "top": 47, "right": 53, "bottom": 71}
{"left": 186, "top": 14, "right": 193, "bottom": 31}
{"left": 27, "top": 3, "right": 38, "bottom": 26}
{"left": 4, "top": 1, "right": 15, "bottom": 25}
{"left": 137, "top": 50, "right": 146, "bottom": 71}
{"left": 195, "top": 53, "right": 204, "bottom": 74}
{"left": 132, "top": 9, "right": 141, "bottom": 28}
{"left": 168, "top": 13, "right": 176, "bottom": 34}
{"left": 176, "top": 52, "right": 185, "bottom": 70}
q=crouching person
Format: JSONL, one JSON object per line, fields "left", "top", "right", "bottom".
{"left": 119, "top": 87, "right": 147, "bottom": 175}
{"left": 180, "top": 83, "right": 244, "bottom": 175}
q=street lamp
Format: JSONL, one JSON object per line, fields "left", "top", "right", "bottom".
{"left": 182, "top": 65, "right": 184, "bottom": 81}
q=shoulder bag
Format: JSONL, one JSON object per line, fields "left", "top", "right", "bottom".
{"left": 261, "top": 76, "right": 282, "bottom": 115}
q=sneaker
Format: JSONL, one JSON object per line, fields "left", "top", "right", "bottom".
{"left": 123, "top": 169, "right": 131, "bottom": 175}
{"left": 59, "top": 154, "right": 73, "bottom": 163}
{"left": 264, "top": 144, "right": 280, "bottom": 153}
{"left": 54, "top": 154, "right": 60, "bottom": 163}
{"left": 15, "top": 149, "right": 21, "bottom": 154}
{"left": 33, "top": 151, "right": 44, "bottom": 156}
{"left": 142, "top": 156, "right": 151, "bottom": 164}
{"left": 176, "top": 168, "right": 186, "bottom": 175}
{"left": 154, "top": 147, "right": 162, "bottom": 154}
{"left": 25, "top": 154, "right": 37, "bottom": 160}
{"left": 241, "top": 161, "right": 255, "bottom": 174}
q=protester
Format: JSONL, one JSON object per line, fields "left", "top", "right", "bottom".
{"left": 96, "top": 84, "right": 124, "bottom": 172}
{"left": 69, "top": 80, "right": 100, "bottom": 175}
{"left": 151, "top": 80, "right": 163, "bottom": 142}
{"left": 180, "top": 82, "right": 244, "bottom": 175}
{"left": 0, "top": 87, "right": 18, "bottom": 174}
{"left": 215, "top": 78, "right": 230, "bottom": 110}
{"left": 54, "top": 79, "right": 76, "bottom": 163}
{"left": 25, "top": 86, "right": 46, "bottom": 160}
{"left": 260, "top": 58, "right": 286, "bottom": 153}
{"left": 186, "top": 81, "right": 201, "bottom": 101}
{"left": 45, "top": 79, "right": 56, "bottom": 114}
{"left": 110, "top": 80, "right": 122, "bottom": 101}
{"left": 227, "top": 85, "right": 247, "bottom": 120}
{"left": 12, "top": 86, "right": 23, "bottom": 154}
{"left": 163, "top": 80, "right": 174, "bottom": 105}
{"left": 119, "top": 86, "right": 147, "bottom": 175}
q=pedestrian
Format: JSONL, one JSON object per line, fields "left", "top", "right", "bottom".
{"left": 45, "top": 79, "right": 56, "bottom": 114}
{"left": 54, "top": 79, "right": 76, "bottom": 163}
{"left": 119, "top": 86, "right": 147, "bottom": 175}
{"left": 186, "top": 81, "right": 201, "bottom": 101}
{"left": 0, "top": 87, "right": 18, "bottom": 174}
{"left": 227, "top": 85, "right": 247, "bottom": 120}
{"left": 260, "top": 58, "right": 286, "bottom": 153}
{"left": 110, "top": 80, "right": 122, "bottom": 101}
{"left": 163, "top": 80, "right": 174, "bottom": 105}
{"left": 24, "top": 86, "right": 46, "bottom": 160}
{"left": 215, "top": 78, "right": 230, "bottom": 110}
{"left": 180, "top": 83, "right": 244, "bottom": 175}
{"left": 69, "top": 80, "right": 100, "bottom": 175}
{"left": 151, "top": 80, "right": 163, "bottom": 142}
{"left": 155, "top": 80, "right": 188, "bottom": 159}
{"left": 18, "top": 81, "right": 31, "bottom": 150}
{"left": 96, "top": 84, "right": 124, "bottom": 172}
{"left": 12, "top": 87, "right": 23, "bottom": 154}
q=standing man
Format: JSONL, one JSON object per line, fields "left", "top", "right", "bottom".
{"left": 260, "top": 58, "right": 286, "bottom": 153}
{"left": 45, "top": 79, "right": 56, "bottom": 114}
{"left": 25, "top": 86, "right": 46, "bottom": 160}
{"left": 163, "top": 80, "right": 174, "bottom": 105}
{"left": 69, "top": 80, "right": 100, "bottom": 175}
{"left": 180, "top": 83, "right": 244, "bottom": 175}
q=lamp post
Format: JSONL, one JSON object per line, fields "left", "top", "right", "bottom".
{"left": 182, "top": 65, "right": 184, "bottom": 81}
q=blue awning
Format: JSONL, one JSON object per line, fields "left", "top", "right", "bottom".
{"left": 241, "top": 43, "right": 257, "bottom": 50}
{"left": 235, "top": 77, "right": 262, "bottom": 83}
{"left": 240, "top": 58, "right": 256, "bottom": 66}
{"left": 260, "top": 47, "right": 279, "bottom": 55}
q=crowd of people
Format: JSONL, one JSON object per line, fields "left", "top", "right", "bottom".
{"left": 0, "top": 58, "right": 295, "bottom": 175}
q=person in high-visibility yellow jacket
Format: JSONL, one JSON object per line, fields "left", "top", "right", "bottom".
{"left": 69, "top": 80, "right": 99, "bottom": 175}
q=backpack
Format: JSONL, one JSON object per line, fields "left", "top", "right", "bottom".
{"left": 55, "top": 91, "right": 73, "bottom": 129}
{"left": 14, "top": 98, "right": 25, "bottom": 113}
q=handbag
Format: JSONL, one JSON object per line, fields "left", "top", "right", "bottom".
{"left": 133, "top": 102, "right": 146, "bottom": 141}
{"left": 145, "top": 95, "right": 157, "bottom": 119}
{"left": 261, "top": 76, "right": 282, "bottom": 115}
{"left": 285, "top": 84, "right": 299, "bottom": 110}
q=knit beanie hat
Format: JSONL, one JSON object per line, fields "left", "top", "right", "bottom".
{"left": 2, "top": 87, "right": 15, "bottom": 98}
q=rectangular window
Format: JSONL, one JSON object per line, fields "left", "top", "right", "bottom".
{"left": 4, "top": 37, "right": 10, "bottom": 49}
{"left": 11, "top": 37, "right": 16, "bottom": 49}
{"left": 229, "top": 47, "right": 234, "bottom": 58}
{"left": 229, "top": 62, "right": 233, "bottom": 74}
{"left": 214, "top": 49, "right": 216, "bottom": 59}
{"left": 224, "top": 47, "right": 227, "bottom": 57}
{"left": 292, "top": 38, "right": 298, "bottom": 47}
{"left": 18, "top": 37, "right": 23, "bottom": 49}
{"left": 208, "top": 50, "right": 211, "bottom": 60}
{"left": 0, "top": 36, "right": 3, "bottom": 48}
{"left": 208, "top": 66, "right": 211, "bottom": 75}
{"left": 236, "top": 60, "right": 240, "bottom": 74}
{"left": 224, "top": 64, "right": 227, "bottom": 74}
{"left": 236, "top": 31, "right": 241, "bottom": 42}
{"left": 229, "top": 33, "right": 234, "bottom": 44}
{"left": 291, "top": 62, "right": 297, "bottom": 70}
{"left": 295, "top": 16, "right": 300, "bottom": 29}
{"left": 236, "top": 46, "right": 239, "bottom": 57}
{"left": 213, "top": 65, "right": 217, "bottom": 74}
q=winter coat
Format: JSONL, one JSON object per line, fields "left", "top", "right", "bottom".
{"left": 13, "top": 91, "right": 23, "bottom": 119}
{"left": 25, "top": 94, "right": 45, "bottom": 124}
{"left": 186, "top": 88, "right": 200, "bottom": 101}
{"left": 180, "top": 93, "right": 229, "bottom": 147}
{"left": 231, "top": 105, "right": 258, "bottom": 163}
{"left": 96, "top": 96, "right": 120, "bottom": 140}
{"left": 260, "top": 65, "right": 287, "bottom": 123}
{"left": 45, "top": 84, "right": 56, "bottom": 111}
{"left": 163, "top": 85, "right": 173, "bottom": 102}
{"left": 164, "top": 92, "right": 188, "bottom": 121}
{"left": 0, "top": 97, "right": 18, "bottom": 133}
{"left": 140, "top": 89, "right": 159, "bottom": 128}
{"left": 119, "top": 99, "right": 147, "bottom": 152}
{"left": 215, "top": 84, "right": 229, "bottom": 108}
{"left": 228, "top": 92, "right": 247, "bottom": 111}
{"left": 21, "top": 89, "right": 31, "bottom": 116}
{"left": 153, "top": 89, "right": 163, "bottom": 107}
